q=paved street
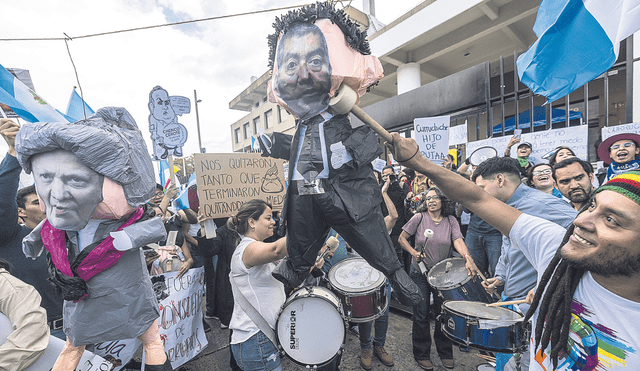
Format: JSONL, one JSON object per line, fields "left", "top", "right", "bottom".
{"left": 176, "top": 309, "right": 492, "bottom": 371}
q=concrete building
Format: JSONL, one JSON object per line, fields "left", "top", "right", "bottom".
{"left": 230, "top": 0, "right": 637, "bottom": 162}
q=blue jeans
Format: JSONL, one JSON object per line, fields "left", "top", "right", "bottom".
{"left": 358, "top": 282, "right": 391, "bottom": 350}
{"left": 410, "top": 267, "right": 453, "bottom": 362}
{"left": 231, "top": 331, "right": 282, "bottom": 371}
{"left": 464, "top": 231, "right": 502, "bottom": 276}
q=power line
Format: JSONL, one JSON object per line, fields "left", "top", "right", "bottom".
{"left": 0, "top": 1, "right": 347, "bottom": 42}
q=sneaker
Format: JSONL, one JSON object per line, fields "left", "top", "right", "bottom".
{"left": 373, "top": 346, "right": 394, "bottom": 367}
{"left": 359, "top": 348, "right": 372, "bottom": 370}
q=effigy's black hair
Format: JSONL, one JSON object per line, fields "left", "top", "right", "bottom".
{"left": 267, "top": 1, "right": 371, "bottom": 71}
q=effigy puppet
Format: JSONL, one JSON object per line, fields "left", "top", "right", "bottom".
{"left": 259, "top": 2, "right": 420, "bottom": 305}
{"left": 15, "top": 107, "right": 172, "bottom": 371}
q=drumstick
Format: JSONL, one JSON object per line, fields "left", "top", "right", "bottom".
{"left": 485, "top": 299, "right": 528, "bottom": 307}
{"left": 465, "top": 256, "right": 501, "bottom": 300}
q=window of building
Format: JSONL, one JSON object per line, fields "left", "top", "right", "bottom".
{"left": 234, "top": 128, "right": 241, "bottom": 143}
{"left": 243, "top": 123, "right": 250, "bottom": 139}
{"left": 255, "top": 101, "right": 260, "bottom": 108}
{"left": 253, "top": 117, "right": 261, "bottom": 134}
{"left": 264, "top": 109, "right": 272, "bottom": 129}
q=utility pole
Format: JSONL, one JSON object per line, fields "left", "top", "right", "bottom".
{"left": 194, "top": 90, "right": 203, "bottom": 153}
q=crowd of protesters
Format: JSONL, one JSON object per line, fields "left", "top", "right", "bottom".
{"left": 3, "top": 110, "right": 640, "bottom": 371}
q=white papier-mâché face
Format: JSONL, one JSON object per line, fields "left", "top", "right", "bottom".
{"left": 31, "top": 148, "right": 104, "bottom": 231}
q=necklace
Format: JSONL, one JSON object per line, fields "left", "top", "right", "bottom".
{"left": 432, "top": 215, "right": 444, "bottom": 224}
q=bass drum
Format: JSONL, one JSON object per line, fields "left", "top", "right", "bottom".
{"left": 440, "top": 300, "right": 530, "bottom": 354}
{"left": 276, "top": 286, "right": 346, "bottom": 368}
{"left": 428, "top": 258, "right": 494, "bottom": 303}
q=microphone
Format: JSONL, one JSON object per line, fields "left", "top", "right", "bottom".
{"left": 418, "top": 229, "right": 433, "bottom": 275}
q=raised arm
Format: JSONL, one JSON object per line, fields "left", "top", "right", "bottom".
{"left": 381, "top": 178, "right": 398, "bottom": 232}
{"left": 386, "top": 133, "right": 522, "bottom": 237}
{"left": 242, "top": 237, "right": 287, "bottom": 268}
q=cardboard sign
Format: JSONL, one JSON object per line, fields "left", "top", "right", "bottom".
{"left": 601, "top": 122, "right": 640, "bottom": 140}
{"left": 414, "top": 116, "right": 450, "bottom": 165}
{"left": 194, "top": 153, "right": 287, "bottom": 218}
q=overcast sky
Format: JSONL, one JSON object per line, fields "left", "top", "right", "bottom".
{"left": 1, "top": 0, "right": 420, "bottom": 157}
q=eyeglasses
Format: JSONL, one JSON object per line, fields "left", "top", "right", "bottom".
{"left": 425, "top": 195, "right": 441, "bottom": 201}
{"left": 154, "top": 191, "right": 165, "bottom": 197}
{"left": 610, "top": 142, "right": 635, "bottom": 150}
{"left": 532, "top": 169, "right": 552, "bottom": 176}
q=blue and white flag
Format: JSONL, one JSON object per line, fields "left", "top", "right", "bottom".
{"left": 517, "top": 0, "right": 640, "bottom": 102}
{"left": 0, "top": 64, "right": 70, "bottom": 123}
{"left": 65, "top": 88, "right": 95, "bottom": 122}
{"left": 159, "top": 160, "right": 180, "bottom": 190}
{"left": 173, "top": 173, "right": 196, "bottom": 211}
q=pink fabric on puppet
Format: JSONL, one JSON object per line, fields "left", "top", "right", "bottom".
{"left": 268, "top": 18, "right": 383, "bottom": 119}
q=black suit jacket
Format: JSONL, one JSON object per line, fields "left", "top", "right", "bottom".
{"left": 265, "top": 114, "right": 383, "bottom": 232}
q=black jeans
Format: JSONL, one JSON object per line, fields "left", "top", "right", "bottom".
{"left": 410, "top": 267, "right": 453, "bottom": 361}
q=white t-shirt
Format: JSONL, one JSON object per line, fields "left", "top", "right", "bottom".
{"left": 510, "top": 214, "right": 640, "bottom": 371}
{"left": 229, "top": 236, "right": 286, "bottom": 344}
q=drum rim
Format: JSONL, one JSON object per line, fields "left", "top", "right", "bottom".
{"left": 441, "top": 318, "right": 528, "bottom": 353}
{"left": 427, "top": 257, "right": 473, "bottom": 289}
{"left": 442, "top": 300, "right": 524, "bottom": 320}
{"left": 328, "top": 257, "right": 387, "bottom": 293}
{"left": 275, "top": 286, "right": 347, "bottom": 367}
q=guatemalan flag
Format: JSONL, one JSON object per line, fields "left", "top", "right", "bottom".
{"left": 517, "top": 0, "right": 640, "bottom": 102}
{"left": 65, "top": 87, "right": 95, "bottom": 122}
{"left": 0, "top": 64, "right": 70, "bottom": 123}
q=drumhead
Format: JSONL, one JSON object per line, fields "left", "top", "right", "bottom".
{"left": 328, "top": 258, "right": 386, "bottom": 293}
{"left": 444, "top": 300, "right": 523, "bottom": 321}
{"left": 277, "top": 288, "right": 345, "bottom": 366}
{"left": 476, "top": 363, "right": 496, "bottom": 371}
{"left": 427, "top": 258, "right": 471, "bottom": 289}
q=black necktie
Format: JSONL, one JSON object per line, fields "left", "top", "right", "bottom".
{"left": 297, "top": 117, "right": 324, "bottom": 183}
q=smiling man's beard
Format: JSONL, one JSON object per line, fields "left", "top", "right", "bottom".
{"left": 562, "top": 243, "right": 640, "bottom": 277}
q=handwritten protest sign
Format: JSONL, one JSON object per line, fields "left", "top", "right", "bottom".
{"left": 157, "top": 268, "right": 208, "bottom": 368}
{"left": 414, "top": 116, "right": 450, "bottom": 165}
{"left": 602, "top": 122, "right": 640, "bottom": 140}
{"left": 194, "top": 153, "right": 287, "bottom": 218}
{"left": 449, "top": 122, "right": 468, "bottom": 146}
{"left": 466, "top": 125, "right": 588, "bottom": 164}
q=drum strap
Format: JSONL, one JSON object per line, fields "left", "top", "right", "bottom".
{"left": 230, "top": 277, "right": 279, "bottom": 347}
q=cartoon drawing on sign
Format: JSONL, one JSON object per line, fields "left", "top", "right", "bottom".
{"left": 256, "top": 2, "right": 421, "bottom": 306}
{"left": 14, "top": 108, "right": 173, "bottom": 371}
{"left": 148, "top": 86, "right": 189, "bottom": 160}
{"left": 261, "top": 164, "right": 284, "bottom": 193}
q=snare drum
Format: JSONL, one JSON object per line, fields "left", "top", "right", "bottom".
{"left": 276, "top": 286, "right": 346, "bottom": 368}
{"left": 428, "top": 258, "right": 493, "bottom": 303}
{"left": 440, "top": 301, "right": 530, "bottom": 353}
{"left": 328, "top": 257, "right": 389, "bottom": 323}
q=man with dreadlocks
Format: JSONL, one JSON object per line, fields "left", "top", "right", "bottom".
{"left": 385, "top": 132, "right": 640, "bottom": 371}
{"left": 257, "top": 2, "right": 421, "bottom": 306}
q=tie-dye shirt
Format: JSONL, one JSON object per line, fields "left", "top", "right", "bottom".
{"left": 510, "top": 214, "right": 640, "bottom": 371}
